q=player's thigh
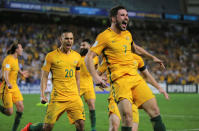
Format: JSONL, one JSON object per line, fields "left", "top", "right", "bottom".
{"left": 67, "top": 97, "right": 85, "bottom": 124}
{"left": 111, "top": 76, "right": 133, "bottom": 103}
{"left": 141, "top": 97, "right": 160, "bottom": 118}
{"left": 1, "top": 92, "right": 13, "bottom": 108}
{"left": 44, "top": 101, "right": 67, "bottom": 124}
{"left": 13, "top": 89, "right": 24, "bottom": 111}
{"left": 132, "top": 80, "right": 155, "bottom": 108}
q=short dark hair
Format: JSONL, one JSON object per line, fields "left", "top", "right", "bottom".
{"left": 60, "top": 29, "right": 73, "bottom": 36}
{"left": 109, "top": 5, "right": 127, "bottom": 19}
{"left": 82, "top": 39, "right": 91, "bottom": 45}
{"left": 7, "top": 42, "right": 20, "bottom": 54}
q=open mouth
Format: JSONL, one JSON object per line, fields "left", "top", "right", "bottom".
{"left": 122, "top": 21, "right": 127, "bottom": 28}
{"left": 65, "top": 43, "right": 72, "bottom": 48}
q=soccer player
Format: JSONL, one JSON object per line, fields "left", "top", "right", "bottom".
{"left": 79, "top": 39, "right": 98, "bottom": 131}
{"left": 85, "top": 5, "right": 166, "bottom": 131}
{"left": 0, "top": 42, "right": 28, "bottom": 131}
{"left": 98, "top": 54, "right": 169, "bottom": 131}
{"left": 22, "top": 29, "right": 85, "bottom": 131}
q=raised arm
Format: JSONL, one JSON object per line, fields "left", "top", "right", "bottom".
{"left": 141, "top": 69, "right": 169, "bottom": 100}
{"left": 40, "top": 70, "right": 49, "bottom": 103}
{"left": 133, "top": 44, "right": 165, "bottom": 69}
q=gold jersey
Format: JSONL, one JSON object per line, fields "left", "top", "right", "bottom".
{"left": 90, "top": 28, "right": 138, "bottom": 81}
{"left": 0, "top": 55, "right": 19, "bottom": 93}
{"left": 42, "top": 49, "right": 81, "bottom": 101}
{"left": 80, "top": 56, "right": 98, "bottom": 88}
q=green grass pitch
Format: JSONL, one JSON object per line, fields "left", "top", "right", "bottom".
{"left": 0, "top": 94, "right": 199, "bottom": 131}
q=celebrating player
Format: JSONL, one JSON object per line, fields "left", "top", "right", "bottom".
{"left": 0, "top": 42, "right": 28, "bottom": 131}
{"left": 85, "top": 5, "right": 166, "bottom": 131}
{"left": 22, "top": 29, "right": 85, "bottom": 131}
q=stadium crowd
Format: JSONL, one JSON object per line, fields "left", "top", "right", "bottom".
{"left": 0, "top": 20, "right": 199, "bottom": 85}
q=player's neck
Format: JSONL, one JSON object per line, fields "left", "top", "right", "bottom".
{"left": 59, "top": 47, "right": 71, "bottom": 54}
{"left": 12, "top": 53, "right": 18, "bottom": 59}
{"left": 110, "top": 24, "right": 121, "bottom": 34}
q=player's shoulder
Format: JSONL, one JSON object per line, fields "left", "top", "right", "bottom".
{"left": 98, "top": 28, "right": 112, "bottom": 37}
{"left": 46, "top": 49, "right": 59, "bottom": 56}
{"left": 4, "top": 55, "right": 13, "bottom": 62}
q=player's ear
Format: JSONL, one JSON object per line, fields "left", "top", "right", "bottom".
{"left": 112, "top": 17, "right": 116, "bottom": 23}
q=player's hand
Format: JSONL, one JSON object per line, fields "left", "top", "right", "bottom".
{"left": 21, "top": 70, "right": 29, "bottom": 78}
{"left": 152, "top": 57, "right": 165, "bottom": 70}
{"left": 41, "top": 96, "right": 48, "bottom": 104}
{"left": 158, "top": 88, "right": 169, "bottom": 100}
{"left": 94, "top": 75, "right": 107, "bottom": 89}
{"left": 8, "top": 84, "right": 12, "bottom": 89}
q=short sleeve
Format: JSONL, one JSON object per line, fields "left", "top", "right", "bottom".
{"left": 42, "top": 53, "right": 52, "bottom": 72}
{"left": 3, "top": 58, "right": 12, "bottom": 71}
{"left": 76, "top": 55, "right": 81, "bottom": 71}
{"left": 137, "top": 56, "right": 146, "bottom": 71}
{"left": 90, "top": 33, "right": 107, "bottom": 55}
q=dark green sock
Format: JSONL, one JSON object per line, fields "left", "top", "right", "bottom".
{"left": 0, "top": 105, "right": 6, "bottom": 114}
{"left": 151, "top": 115, "right": 166, "bottom": 131}
{"left": 12, "top": 111, "right": 23, "bottom": 131}
{"left": 89, "top": 110, "right": 96, "bottom": 130}
{"left": 29, "top": 123, "right": 43, "bottom": 131}
{"left": 121, "top": 126, "right": 132, "bottom": 131}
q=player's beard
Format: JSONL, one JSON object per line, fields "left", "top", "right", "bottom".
{"left": 115, "top": 18, "right": 127, "bottom": 31}
{"left": 80, "top": 48, "right": 88, "bottom": 56}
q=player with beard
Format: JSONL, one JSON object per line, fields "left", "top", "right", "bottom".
{"left": 85, "top": 6, "right": 166, "bottom": 131}
{"left": 79, "top": 39, "right": 98, "bottom": 131}
{"left": 0, "top": 42, "right": 28, "bottom": 131}
{"left": 22, "top": 29, "right": 85, "bottom": 131}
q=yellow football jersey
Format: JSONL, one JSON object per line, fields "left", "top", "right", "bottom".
{"left": 42, "top": 49, "right": 81, "bottom": 101}
{"left": 90, "top": 28, "right": 138, "bottom": 81}
{"left": 80, "top": 56, "right": 98, "bottom": 88}
{"left": 0, "top": 55, "right": 19, "bottom": 93}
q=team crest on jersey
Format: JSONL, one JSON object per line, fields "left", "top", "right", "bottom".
{"left": 74, "top": 60, "right": 78, "bottom": 64}
{"left": 126, "top": 36, "right": 130, "bottom": 40}
{"left": 133, "top": 60, "right": 137, "bottom": 65}
{"left": 92, "top": 41, "right": 98, "bottom": 47}
{"left": 5, "top": 64, "right": 10, "bottom": 68}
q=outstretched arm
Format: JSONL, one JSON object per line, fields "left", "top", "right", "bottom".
{"left": 141, "top": 69, "right": 169, "bottom": 100}
{"left": 133, "top": 44, "right": 165, "bottom": 69}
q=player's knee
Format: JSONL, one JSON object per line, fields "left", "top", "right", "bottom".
{"left": 87, "top": 100, "right": 95, "bottom": 110}
{"left": 5, "top": 108, "right": 13, "bottom": 116}
{"left": 150, "top": 105, "right": 160, "bottom": 117}
{"left": 122, "top": 112, "right": 132, "bottom": 125}
{"left": 18, "top": 104, "right": 24, "bottom": 112}
{"left": 75, "top": 119, "right": 85, "bottom": 131}
{"left": 111, "top": 122, "right": 119, "bottom": 131}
